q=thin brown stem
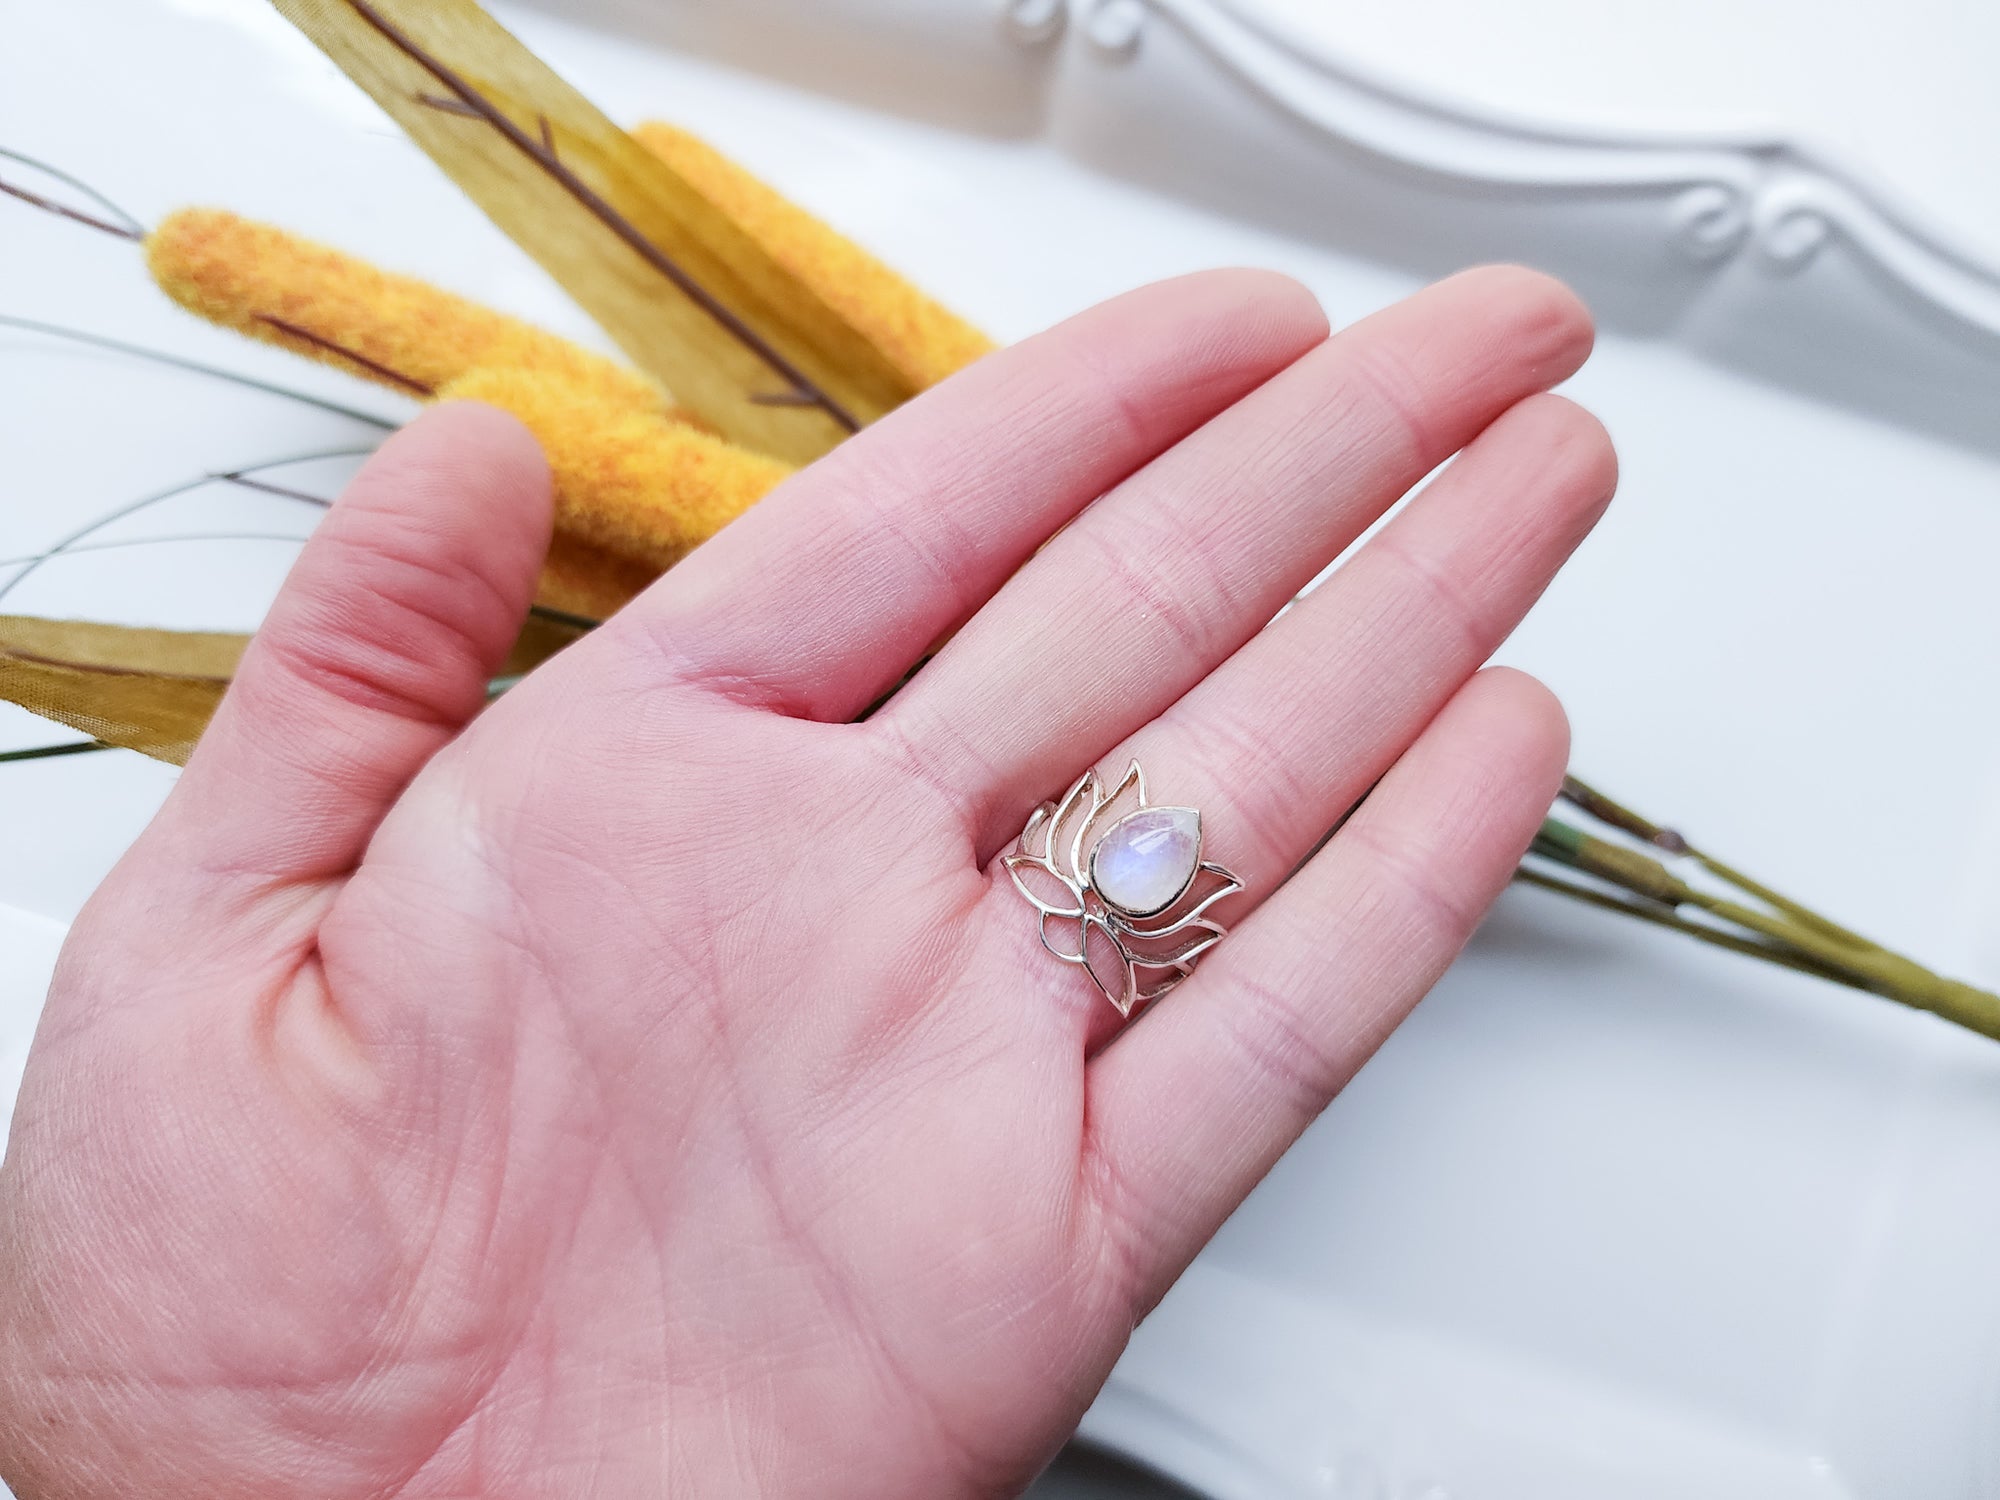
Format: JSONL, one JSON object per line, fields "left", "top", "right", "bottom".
{"left": 415, "top": 92, "right": 480, "bottom": 118}
{"left": 218, "top": 472, "right": 334, "bottom": 507}
{"left": 528, "top": 603, "right": 601, "bottom": 631}
{"left": 0, "top": 178, "right": 143, "bottom": 240}
{"left": 255, "top": 315, "right": 434, "bottom": 396}
{"left": 0, "top": 148, "right": 145, "bottom": 241}
{"left": 0, "top": 449, "right": 368, "bottom": 607}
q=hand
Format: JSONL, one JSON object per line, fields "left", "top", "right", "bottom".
{"left": 0, "top": 267, "right": 1610, "bottom": 1499}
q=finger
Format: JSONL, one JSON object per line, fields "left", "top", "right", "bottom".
{"left": 1068, "top": 393, "right": 1611, "bottom": 1046}
{"left": 614, "top": 270, "right": 1329, "bottom": 720}
{"left": 154, "top": 402, "right": 552, "bottom": 885}
{"left": 877, "top": 266, "right": 1592, "bottom": 853}
{"left": 998, "top": 391, "right": 1610, "bottom": 1048}
{"left": 1082, "top": 667, "right": 1569, "bottom": 1308}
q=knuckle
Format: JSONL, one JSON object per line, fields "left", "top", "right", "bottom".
{"left": 1336, "top": 338, "right": 1437, "bottom": 469}
{"left": 1490, "top": 394, "right": 1620, "bottom": 535}
{"left": 1342, "top": 816, "right": 1479, "bottom": 943}
{"left": 253, "top": 503, "right": 524, "bottom": 727}
{"left": 822, "top": 460, "right": 991, "bottom": 628}
{"left": 1082, "top": 1139, "right": 1166, "bottom": 1312}
{"left": 1370, "top": 529, "right": 1489, "bottom": 656}
{"left": 1075, "top": 519, "right": 1220, "bottom": 663}
{"left": 1167, "top": 713, "right": 1305, "bottom": 874}
{"left": 1214, "top": 969, "right": 1347, "bottom": 1123}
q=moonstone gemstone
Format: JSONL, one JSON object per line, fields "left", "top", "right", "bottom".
{"left": 1090, "top": 806, "right": 1201, "bottom": 916}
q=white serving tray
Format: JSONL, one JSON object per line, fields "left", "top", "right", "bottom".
{"left": 7, "top": 3, "right": 2000, "bottom": 1495}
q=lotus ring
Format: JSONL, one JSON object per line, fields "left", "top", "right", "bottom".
{"left": 1003, "top": 759, "right": 1244, "bottom": 1017}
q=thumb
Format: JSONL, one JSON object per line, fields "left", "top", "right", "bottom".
{"left": 153, "top": 401, "right": 552, "bottom": 888}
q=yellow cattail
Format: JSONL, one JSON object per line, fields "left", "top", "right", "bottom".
{"left": 142, "top": 123, "right": 998, "bottom": 619}
{"left": 145, "top": 208, "right": 673, "bottom": 416}
{"left": 439, "top": 365, "right": 791, "bottom": 614}
{"left": 633, "top": 122, "right": 996, "bottom": 391}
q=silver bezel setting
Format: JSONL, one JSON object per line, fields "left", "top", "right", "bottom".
{"left": 1004, "top": 759, "right": 1243, "bottom": 1016}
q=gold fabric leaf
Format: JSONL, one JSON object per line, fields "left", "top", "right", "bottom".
{"left": 503, "top": 609, "right": 591, "bottom": 676}
{"left": 270, "top": 0, "right": 919, "bottom": 464}
{"left": 0, "top": 618, "right": 246, "bottom": 767}
{"left": 0, "top": 613, "right": 590, "bottom": 768}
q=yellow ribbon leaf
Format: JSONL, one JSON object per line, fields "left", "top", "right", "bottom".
{"left": 270, "top": 0, "right": 918, "bottom": 464}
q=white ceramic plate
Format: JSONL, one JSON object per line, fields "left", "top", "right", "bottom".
{"left": 7, "top": 4, "right": 2000, "bottom": 1496}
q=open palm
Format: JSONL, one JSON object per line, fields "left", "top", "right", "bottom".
{"left": 0, "top": 267, "right": 1611, "bottom": 1499}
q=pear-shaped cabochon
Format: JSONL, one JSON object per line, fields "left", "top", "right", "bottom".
{"left": 1089, "top": 806, "right": 1202, "bottom": 917}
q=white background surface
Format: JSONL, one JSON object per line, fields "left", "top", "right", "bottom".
{"left": 1254, "top": 0, "right": 2000, "bottom": 256}
{"left": 5, "top": 2, "right": 2000, "bottom": 1496}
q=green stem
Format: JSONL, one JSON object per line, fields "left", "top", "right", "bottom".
{"left": 1514, "top": 864, "right": 1856, "bottom": 986}
{"left": 0, "top": 740, "right": 112, "bottom": 763}
{"left": 1686, "top": 849, "right": 1879, "bottom": 955}
{"left": 1529, "top": 792, "right": 2000, "bottom": 1045}
{"left": 1560, "top": 776, "right": 1880, "bottom": 954}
